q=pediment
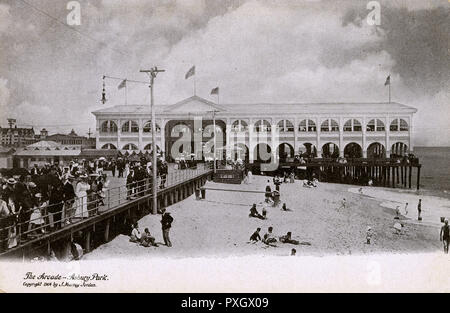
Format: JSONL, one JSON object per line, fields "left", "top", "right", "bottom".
{"left": 164, "top": 96, "right": 225, "bottom": 113}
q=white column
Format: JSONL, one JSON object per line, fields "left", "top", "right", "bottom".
{"left": 271, "top": 121, "right": 278, "bottom": 163}
{"left": 339, "top": 116, "right": 344, "bottom": 157}
{"left": 117, "top": 119, "right": 121, "bottom": 150}
{"left": 294, "top": 117, "right": 298, "bottom": 153}
{"left": 385, "top": 115, "right": 390, "bottom": 157}
{"left": 362, "top": 116, "right": 367, "bottom": 157}
{"left": 225, "top": 118, "right": 231, "bottom": 159}
{"left": 138, "top": 118, "right": 143, "bottom": 150}
{"left": 408, "top": 115, "right": 413, "bottom": 152}
{"left": 95, "top": 119, "right": 100, "bottom": 149}
{"left": 316, "top": 117, "right": 321, "bottom": 156}
{"left": 248, "top": 118, "right": 254, "bottom": 162}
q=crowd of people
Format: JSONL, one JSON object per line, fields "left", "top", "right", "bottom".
{"left": 0, "top": 155, "right": 173, "bottom": 253}
{"left": 0, "top": 160, "right": 115, "bottom": 252}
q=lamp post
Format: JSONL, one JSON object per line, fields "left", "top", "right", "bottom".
{"left": 140, "top": 67, "right": 165, "bottom": 214}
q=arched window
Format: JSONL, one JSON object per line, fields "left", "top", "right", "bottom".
{"left": 143, "top": 121, "right": 161, "bottom": 133}
{"left": 122, "top": 143, "right": 138, "bottom": 150}
{"left": 121, "top": 121, "right": 139, "bottom": 133}
{"left": 344, "top": 119, "right": 362, "bottom": 132}
{"left": 390, "top": 118, "right": 408, "bottom": 132}
{"left": 399, "top": 119, "right": 408, "bottom": 131}
{"left": 254, "top": 120, "right": 271, "bottom": 132}
{"left": 100, "top": 121, "right": 118, "bottom": 133}
{"left": 231, "top": 120, "right": 248, "bottom": 132}
{"left": 320, "top": 119, "right": 339, "bottom": 132}
{"left": 101, "top": 143, "right": 117, "bottom": 149}
{"left": 143, "top": 144, "right": 161, "bottom": 152}
{"left": 276, "top": 120, "right": 294, "bottom": 132}
{"left": 366, "top": 119, "right": 385, "bottom": 132}
{"left": 298, "top": 119, "right": 316, "bottom": 132}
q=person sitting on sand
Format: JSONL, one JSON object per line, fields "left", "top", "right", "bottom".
{"left": 279, "top": 232, "right": 299, "bottom": 245}
{"left": 263, "top": 227, "right": 277, "bottom": 245}
{"left": 440, "top": 219, "right": 449, "bottom": 254}
{"left": 291, "top": 248, "right": 296, "bottom": 256}
{"left": 393, "top": 222, "right": 403, "bottom": 235}
{"left": 249, "top": 228, "right": 262, "bottom": 242}
{"left": 130, "top": 223, "right": 141, "bottom": 243}
{"left": 140, "top": 228, "right": 157, "bottom": 247}
{"left": 249, "top": 204, "right": 265, "bottom": 220}
{"left": 281, "top": 203, "right": 291, "bottom": 211}
{"left": 366, "top": 226, "right": 373, "bottom": 244}
{"left": 262, "top": 207, "right": 267, "bottom": 219}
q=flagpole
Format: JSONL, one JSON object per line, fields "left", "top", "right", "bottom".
{"left": 389, "top": 81, "right": 391, "bottom": 103}
{"left": 125, "top": 79, "right": 128, "bottom": 105}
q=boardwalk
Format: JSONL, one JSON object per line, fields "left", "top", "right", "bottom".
{"left": 0, "top": 164, "right": 213, "bottom": 259}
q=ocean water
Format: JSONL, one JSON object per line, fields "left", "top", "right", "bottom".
{"left": 412, "top": 147, "right": 450, "bottom": 198}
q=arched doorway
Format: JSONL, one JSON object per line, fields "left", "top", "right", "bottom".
{"left": 391, "top": 142, "right": 408, "bottom": 157}
{"left": 299, "top": 143, "right": 317, "bottom": 158}
{"left": 322, "top": 142, "right": 339, "bottom": 158}
{"left": 367, "top": 143, "right": 386, "bottom": 158}
{"left": 232, "top": 143, "right": 249, "bottom": 163}
{"left": 344, "top": 143, "right": 362, "bottom": 158}
{"left": 277, "top": 143, "right": 294, "bottom": 162}
{"left": 254, "top": 143, "right": 272, "bottom": 163}
{"left": 101, "top": 143, "right": 117, "bottom": 150}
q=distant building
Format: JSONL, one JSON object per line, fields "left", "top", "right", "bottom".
{"left": 46, "top": 129, "right": 96, "bottom": 148}
{"left": 13, "top": 140, "right": 81, "bottom": 168}
{"left": 0, "top": 122, "right": 36, "bottom": 147}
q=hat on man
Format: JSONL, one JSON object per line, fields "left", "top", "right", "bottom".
{"left": 35, "top": 193, "right": 42, "bottom": 198}
{"left": 7, "top": 178, "right": 16, "bottom": 185}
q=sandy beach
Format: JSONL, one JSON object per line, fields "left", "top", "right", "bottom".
{"left": 85, "top": 175, "right": 447, "bottom": 260}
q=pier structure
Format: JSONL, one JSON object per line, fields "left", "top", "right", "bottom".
{"left": 0, "top": 165, "right": 213, "bottom": 259}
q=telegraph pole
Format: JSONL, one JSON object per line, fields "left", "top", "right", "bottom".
{"left": 140, "top": 67, "right": 165, "bottom": 214}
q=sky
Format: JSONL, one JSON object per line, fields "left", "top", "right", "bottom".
{"left": 0, "top": 0, "right": 448, "bottom": 146}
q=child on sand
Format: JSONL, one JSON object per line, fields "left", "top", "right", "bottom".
{"left": 263, "top": 227, "right": 277, "bottom": 245}
{"left": 366, "top": 226, "right": 373, "bottom": 244}
{"left": 394, "top": 206, "right": 400, "bottom": 219}
{"left": 337, "top": 198, "right": 346, "bottom": 211}
{"left": 249, "top": 228, "right": 261, "bottom": 242}
{"left": 404, "top": 202, "right": 409, "bottom": 215}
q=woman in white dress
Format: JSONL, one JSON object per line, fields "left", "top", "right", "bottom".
{"left": 247, "top": 170, "right": 253, "bottom": 184}
{"left": 124, "top": 162, "right": 130, "bottom": 178}
{"left": 75, "top": 175, "right": 90, "bottom": 219}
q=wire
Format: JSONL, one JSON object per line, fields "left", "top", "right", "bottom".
{"left": 17, "top": 0, "right": 132, "bottom": 58}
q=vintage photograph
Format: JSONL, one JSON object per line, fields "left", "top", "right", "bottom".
{"left": 0, "top": 0, "right": 449, "bottom": 294}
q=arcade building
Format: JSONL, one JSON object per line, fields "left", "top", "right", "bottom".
{"left": 92, "top": 96, "right": 417, "bottom": 163}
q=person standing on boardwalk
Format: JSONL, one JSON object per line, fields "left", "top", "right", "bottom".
{"left": 440, "top": 219, "right": 449, "bottom": 254}
{"left": 161, "top": 208, "right": 173, "bottom": 247}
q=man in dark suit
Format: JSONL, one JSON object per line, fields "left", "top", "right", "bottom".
{"left": 160, "top": 208, "right": 173, "bottom": 247}
{"left": 62, "top": 176, "right": 76, "bottom": 224}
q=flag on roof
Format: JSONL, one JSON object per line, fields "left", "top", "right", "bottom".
{"left": 210, "top": 87, "right": 219, "bottom": 95}
{"left": 185, "top": 66, "right": 195, "bottom": 79}
{"left": 118, "top": 79, "right": 127, "bottom": 89}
